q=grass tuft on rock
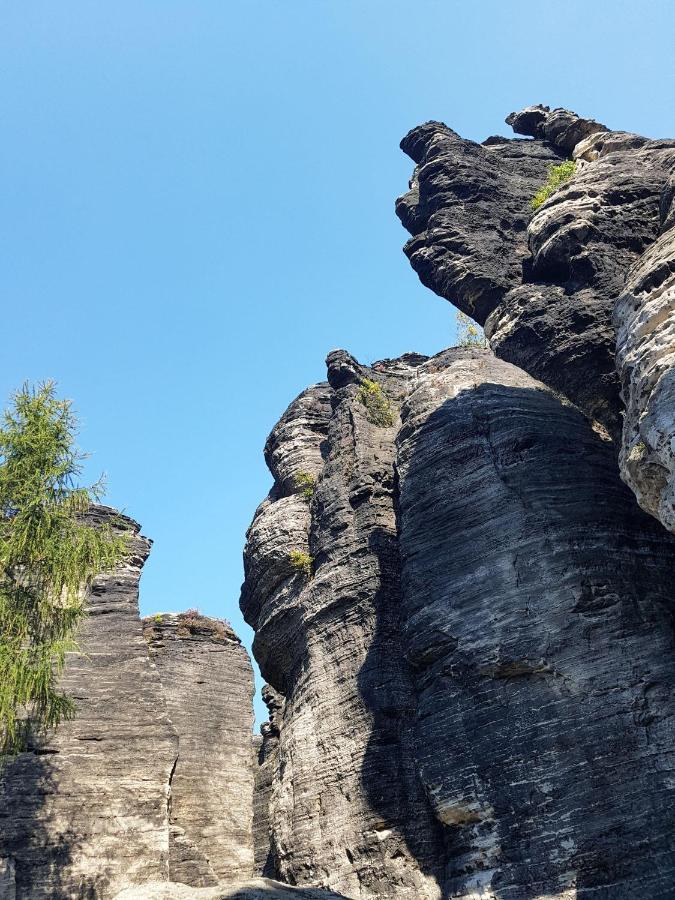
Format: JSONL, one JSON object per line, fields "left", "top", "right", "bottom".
{"left": 531, "top": 160, "right": 577, "bottom": 210}
{"left": 288, "top": 549, "right": 313, "bottom": 579}
{"left": 356, "top": 378, "right": 394, "bottom": 427}
{"left": 293, "top": 471, "right": 316, "bottom": 502}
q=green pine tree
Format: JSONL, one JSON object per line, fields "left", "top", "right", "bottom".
{"left": 0, "top": 382, "right": 127, "bottom": 756}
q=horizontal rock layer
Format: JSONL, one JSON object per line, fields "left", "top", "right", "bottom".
{"left": 114, "top": 879, "right": 348, "bottom": 899}
{"left": 243, "top": 347, "right": 675, "bottom": 898}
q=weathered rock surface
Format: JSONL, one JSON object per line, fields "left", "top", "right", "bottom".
{"left": 397, "top": 104, "right": 675, "bottom": 475}
{"left": 0, "top": 507, "right": 178, "bottom": 900}
{"left": 252, "top": 686, "right": 284, "bottom": 877}
{"left": 241, "top": 371, "right": 446, "bottom": 898}
{"left": 614, "top": 168, "right": 675, "bottom": 532}
{"left": 395, "top": 350, "right": 675, "bottom": 898}
{"left": 114, "top": 879, "right": 347, "bottom": 899}
{"left": 243, "top": 347, "right": 675, "bottom": 898}
{"left": 143, "top": 612, "right": 256, "bottom": 886}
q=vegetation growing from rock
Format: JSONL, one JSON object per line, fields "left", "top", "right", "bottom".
{"left": 293, "top": 471, "right": 316, "bottom": 501}
{"left": 531, "top": 159, "right": 577, "bottom": 209}
{"left": 288, "top": 549, "right": 313, "bottom": 578}
{"left": 0, "top": 382, "right": 127, "bottom": 755}
{"left": 356, "top": 378, "right": 394, "bottom": 427}
{"left": 455, "top": 310, "right": 488, "bottom": 347}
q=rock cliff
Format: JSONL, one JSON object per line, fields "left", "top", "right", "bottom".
{"left": 397, "top": 104, "right": 675, "bottom": 534}
{"left": 242, "top": 348, "right": 675, "bottom": 898}
{"left": 3, "top": 102, "right": 675, "bottom": 900}
{"left": 0, "top": 507, "right": 178, "bottom": 899}
{"left": 0, "top": 510, "right": 268, "bottom": 900}
{"left": 143, "top": 612, "right": 256, "bottom": 885}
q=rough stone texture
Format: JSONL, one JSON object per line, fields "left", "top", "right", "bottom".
{"left": 614, "top": 165, "right": 675, "bottom": 532}
{"left": 114, "top": 879, "right": 348, "bottom": 899}
{"left": 397, "top": 104, "right": 675, "bottom": 447}
{"left": 395, "top": 350, "right": 675, "bottom": 898}
{"left": 243, "top": 347, "right": 675, "bottom": 899}
{"left": 0, "top": 860, "right": 15, "bottom": 900}
{"left": 0, "top": 506, "right": 178, "bottom": 900}
{"left": 143, "top": 612, "right": 256, "bottom": 886}
{"left": 241, "top": 370, "right": 446, "bottom": 898}
{"left": 252, "top": 686, "right": 285, "bottom": 877}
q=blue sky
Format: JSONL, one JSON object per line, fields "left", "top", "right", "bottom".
{"left": 2, "top": 1, "right": 673, "bottom": 722}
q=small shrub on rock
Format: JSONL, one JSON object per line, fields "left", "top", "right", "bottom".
{"left": 531, "top": 160, "right": 577, "bottom": 210}
{"left": 293, "top": 471, "right": 316, "bottom": 501}
{"left": 356, "top": 378, "right": 394, "bottom": 427}
{"left": 288, "top": 549, "right": 313, "bottom": 578}
{"left": 455, "top": 311, "right": 488, "bottom": 348}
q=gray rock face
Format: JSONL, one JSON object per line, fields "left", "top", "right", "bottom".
{"left": 397, "top": 105, "right": 675, "bottom": 450}
{"left": 614, "top": 168, "right": 675, "bottom": 532}
{"left": 242, "top": 348, "right": 675, "bottom": 898}
{"left": 252, "top": 686, "right": 284, "bottom": 877}
{"left": 0, "top": 507, "right": 178, "bottom": 900}
{"left": 114, "top": 879, "right": 348, "bottom": 899}
{"left": 241, "top": 372, "right": 446, "bottom": 898}
{"left": 143, "top": 613, "right": 256, "bottom": 886}
{"left": 395, "top": 351, "right": 675, "bottom": 898}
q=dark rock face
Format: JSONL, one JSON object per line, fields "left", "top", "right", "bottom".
{"left": 143, "top": 612, "right": 256, "bottom": 886}
{"left": 0, "top": 507, "right": 178, "bottom": 900}
{"left": 113, "top": 879, "right": 349, "bottom": 899}
{"left": 397, "top": 105, "right": 675, "bottom": 450}
{"left": 252, "top": 685, "right": 284, "bottom": 877}
{"left": 242, "top": 348, "right": 675, "bottom": 898}
{"left": 241, "top": 372, "right": 446, "bottom": 898}
{"left": 395, "top": 352, "right": 675, "bottom": 898}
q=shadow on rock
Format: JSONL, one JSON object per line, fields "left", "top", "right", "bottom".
{"left": 0, "top": 750, "right": 99, "bottom": 899}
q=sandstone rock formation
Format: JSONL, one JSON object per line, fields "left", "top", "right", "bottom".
{"left": 114, "top": 879, "right": 348, "bottom": 899}
{"left": 0, "top": 507, "right": 178, "bottom": 900}
{"left": 241, "top": 376, "right": 446, "bottom": 898}
{"left": 0, "top": 511, "right": 262, "bottom": 900}
{"left": 252, "top": 686, "right": 284, "bottom": 877}
{"left": 397, "top": 104, "right": 675, "bottom": 532}
{"left": 242, "top": 347, "right": 675, "bottom": 898}
{"left": 143, "top": 612, "right": 256, "bottom": 886}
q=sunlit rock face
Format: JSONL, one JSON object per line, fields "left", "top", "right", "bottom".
{"left": 614, "top": 174, "right": 675, "bottom": 532}
{"left": 242, "top": 349, "right": 675, "bottom": 898}
{"left": 143, "top": 612, "right": 256, "bottom": 886}
{"left": 113, "top": 879, "right": 349, "bottom": 899}
{"left": 241, "top": 373, "right": 446, "bottom": 899}
{"left": 0, "top": 511, "right": 261, "bottom": 900}
{"left": 398, "top": 105, "right": 675, "bottom": 532}
{"left": 0, "top": 508, "right": 178, "bottom": 900}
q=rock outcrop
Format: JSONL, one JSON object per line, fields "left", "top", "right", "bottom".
{"left": 114, "top": 879, "right": 348, "bottom": 899}
{"left": 0, "top": 511, "right": 261, "bottom": 900}
{"left": 241, "top": 377, "right": 445, "bottom": 898}
{"left": 0, "top": 507, "right": 178, "bottom": 900}
{"left": 242, "top": 348, "right": 675, "bottom": 898}
{"left": 252, "top": 686, "right": 284, "bottom": 877}
{"left": 143, "top": 612, "right": 256, "bottom": 886}
{"left": 397, "top": 104, "right": 675, "bottom": 531}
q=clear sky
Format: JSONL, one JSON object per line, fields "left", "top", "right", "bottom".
{"left": 1, "top": 1, "right": 673, "bottom": 722}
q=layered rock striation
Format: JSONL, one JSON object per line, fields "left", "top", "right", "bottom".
{"left": 242, "top": 347, "right": 675, "bottom": 898}
{"left": 397, "top": 104, "right": 675, "bottom": 532}
{"left": 143, "top": 612, "right": 256, "bottom": 886}
{"left": 241, "top": 373, "right": 445, "bottom": 898}
{"left": 0, "top": 511, "right": 265, "bottom": 900}
{"left": 0, "top": 507, "right": 178, "bottom": 900}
